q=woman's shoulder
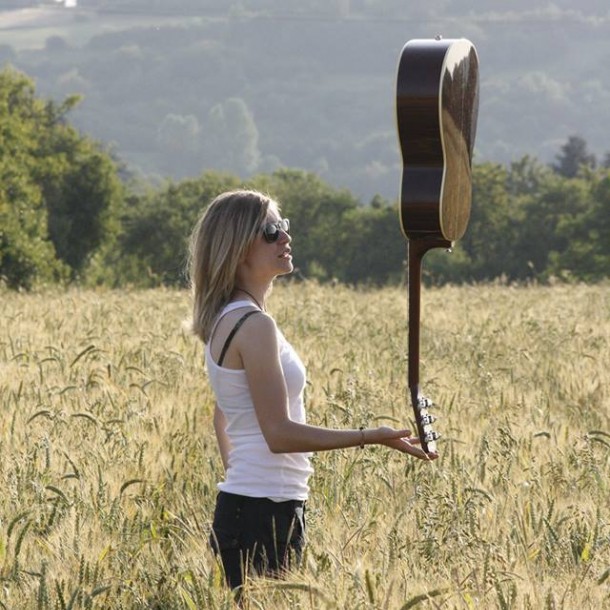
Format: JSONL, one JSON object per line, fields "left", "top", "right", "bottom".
{"left": 234, "top": 309, "right": 286, "bottom": 357}
{"left": 216, "top": 303, "right": 276, "bottom": 339}
{"left": 208, "top": 304, "right": 276, "bottom": 368}
{"left": 237, "top": 308, "right": 276, "bottom": 336}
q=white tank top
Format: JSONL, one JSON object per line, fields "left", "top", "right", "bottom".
{"left": 205, "top": 301, "right": 313, "bottom": 501}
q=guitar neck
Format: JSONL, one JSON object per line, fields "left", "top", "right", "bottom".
{"left": 408, "top": 238, "right": 450, "bottom": 453}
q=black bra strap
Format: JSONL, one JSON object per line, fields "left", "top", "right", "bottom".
{"left": 217, "top": 310, "right": 260, "bottom": 367}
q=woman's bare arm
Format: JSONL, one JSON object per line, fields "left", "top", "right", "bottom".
{"left": 239, "top": 314, "right": 437, "bottom": 461}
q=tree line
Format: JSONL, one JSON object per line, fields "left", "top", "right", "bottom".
{"left": 1, "top": 67, "right": 609, "bottom": 291}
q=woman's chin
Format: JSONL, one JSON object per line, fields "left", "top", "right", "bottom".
{"left": 278, "top": 261, "right": 294, "bottom": 276}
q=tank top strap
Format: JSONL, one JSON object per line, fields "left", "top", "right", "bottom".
{"left": 208, "top": 300, "right": 262, "bottom": 344}
{"left": 217, "top": 310, "right": 261, "bottom": 366}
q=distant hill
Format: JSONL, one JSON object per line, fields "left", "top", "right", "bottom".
{"left": 2, "top": 2, "right": 610, "bottom": 201}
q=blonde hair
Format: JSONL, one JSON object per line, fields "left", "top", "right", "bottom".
{"left": 188, "top": 190, "right": 276, "bottom": 343}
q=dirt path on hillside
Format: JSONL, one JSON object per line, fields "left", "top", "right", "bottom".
{"left": 0, "top": 7, "right": 74, "bottom": 30}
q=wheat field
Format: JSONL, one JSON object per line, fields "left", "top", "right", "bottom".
{"left": 0, "top": 282, "right": 608, "bottom": 609}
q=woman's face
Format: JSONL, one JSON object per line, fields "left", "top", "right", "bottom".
{"left": 239, "top": 207, "right": 293, "bottom": 282}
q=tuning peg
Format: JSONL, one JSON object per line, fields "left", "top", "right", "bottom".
{"left": 418, "top": 396, "right": 434, "bottom": 409}
{"left": 424, "top": 431, "right": 441, "bottom": 442}
{"left": 420, "top": 414, "right": 437, "bottom": 426}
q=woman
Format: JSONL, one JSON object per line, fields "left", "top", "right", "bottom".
{"left": 188, "top": 189, "right": 437, "bottom": 591}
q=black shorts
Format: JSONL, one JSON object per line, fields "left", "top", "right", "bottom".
{"left": 210, "top": 491, "right": 306, "bottom": 590}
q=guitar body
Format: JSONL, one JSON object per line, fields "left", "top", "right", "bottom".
{"left": 396, "top": 38, "right": 479, "bottom": 453}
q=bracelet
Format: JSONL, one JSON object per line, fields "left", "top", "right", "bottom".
{"left": 359, "top": 426, "right": 365, "bottom": 449}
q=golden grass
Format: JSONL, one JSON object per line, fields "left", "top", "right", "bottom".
{"left": 0, "top": 282, "right": 608, "bottom": 609}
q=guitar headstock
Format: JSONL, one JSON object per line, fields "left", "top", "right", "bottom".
{"left": 412, "top": 394, "right": 439, "bottom": 455}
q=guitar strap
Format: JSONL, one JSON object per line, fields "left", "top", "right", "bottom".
{"left": 217, "top": 310, "right": 260, "bottom": 367}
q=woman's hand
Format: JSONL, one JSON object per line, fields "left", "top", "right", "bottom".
{"left": 372, "top": 426, "right": 439, "bottom": 461}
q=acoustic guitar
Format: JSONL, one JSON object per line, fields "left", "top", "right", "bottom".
{"left": 396, "top": 37, "right": 479, "bottom": 454}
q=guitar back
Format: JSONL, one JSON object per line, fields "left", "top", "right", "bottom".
{"left": 397, "top": 38, "right": 479, "bottom": 242}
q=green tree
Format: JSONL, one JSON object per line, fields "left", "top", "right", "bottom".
{"left": 116, "top": 168, "right": 365, "bottom": 287}
{"left": 204, "top": 98, "right": 261, "bottom": 175}
{"left": 337, "top": 202, "right": 406, "bottom": 285}
{"left": 38, "top": 128, "right": 124, "bottom": 275}
{"left": 0, "top": 68, "right": 67, "bottom": 288}
{"left": 0, "top": 67, "right": 123, "bottom": 287}
{"left": 552, "top": 135, "right": 596, "bottom": 178}
{"left": 460, "top": 162, "right": 518, "bottom": 281}
{"left": 546, "top": 169, "right": 610, "bottom": 281}
{"left": 156, "top": 113, "right": 201, "bottom": 154}
{"left": 0, "top": 161, "right": 67, "bottom": 289}
{"left": 117, "top": 171, "right": 241, "bottom": 286}
{"left": 516, "top": 170, "right": 591, "bottom": 280}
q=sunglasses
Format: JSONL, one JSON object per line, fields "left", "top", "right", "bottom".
{"left": 262, "top": 218, "right": 290, "bottom": 243}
